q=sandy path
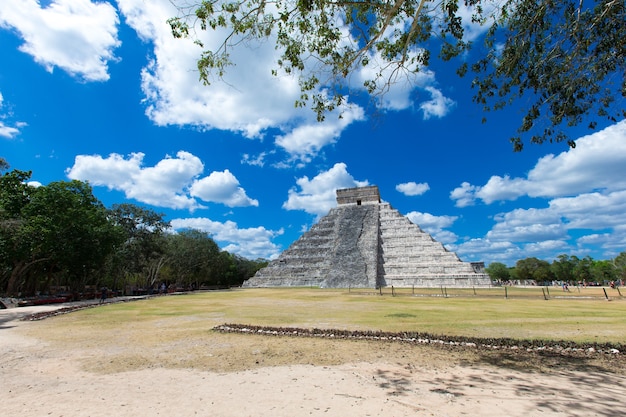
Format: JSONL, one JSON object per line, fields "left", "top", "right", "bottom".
{"left": 2, "top": 304, "right": 625, "bottom": 417}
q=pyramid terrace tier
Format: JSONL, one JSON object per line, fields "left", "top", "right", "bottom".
{"left": 244, "top": 187, "right": 492, "bottom": 288}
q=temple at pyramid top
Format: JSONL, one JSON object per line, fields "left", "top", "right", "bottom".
{"left": 244, "top": 186, "right": 491, "bottom": 288}
{"left": 336, "top": 185, "right": 381, "bottom": 205}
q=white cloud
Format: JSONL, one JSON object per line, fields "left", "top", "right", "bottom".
{"left": 458, "top": 189, "right": 626, "bottom": 266}
{"left": 0, "top": 123, "right": 20, "bottom": 139}
{"left": 354, "top": 49, "right": 438, "bottom": 112}
{"left": 406, "top": 211, "right": 457, "bottom": 231}
{"left": 118, "top": 0, "right": 303, "bottom": 136}
{"left": 275, "top": 104, "right": 365, "bottom": 165}
{"left": 455, "top": 1, "right": 500, "bottom": 42}
{"left": 454, "top": 238, "right": 521, "bottom": 266}
{"left": 446, "top": 122, "right": 626, "bottom": 264}
{"left": 474, "top": 175, "right": 529, "bottom": 204}
{"left": 487, "top": 208, "right": 568, "bottom": 242}
{"left": 450, "top": 182, "right": 479, "bottom": 208}
{"left": 190, "top": 170, "right": 258, "bottom": 207}
{"left": 547, "top": 190, "right": 626, "bottom": 230}
{"left": 0, "top": 0, "right": 120, "bottom": 82}
{"left": 170, "top": 217, "right": 283, "bottom": 260}
{"left": 66, "top": 151, "right": 256, "bottom": 210}
{"left": 283, "top": 163, "right": 369, "bottom": 218}
{"left": 348, "top": 17, "right": 456, "bottom": 117}
{"left": 241, "top": 152, "right": 268, "bottom": 167}
{"left": 419, "top": 86, "right": 456, "bottom": 119}
{"left": 0, "top": 92, "right": 25, "bottom": 139}
{"left": 116, "top": 0, "right": 461, "bottom": 166}
{"left": 576, "top": 228, "right": 626, "bottom": 256}
{"left": 450, "top": 121, "right": 626, "bottom": 206}
{"left": 66, "top": 152, "right": 144, "bottom": 189}
{"left": 396, "top": 181, "right": 430, "bottom": 196}
{"left": 115, "top": 0, "right": 372, "bottom": 166}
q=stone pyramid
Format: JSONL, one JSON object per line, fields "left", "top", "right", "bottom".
{"left": 243, "top": 186, "right": 491, "bottom": 288}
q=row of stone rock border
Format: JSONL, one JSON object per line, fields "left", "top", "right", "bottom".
{"left": 21, "top": 304, "right": 104, "bottom": 321}
{"left": 214, "top": 323, "right": 623, "bottom": 357}
{"left": 19, "top": 296, "right": 153, "bottom": 321}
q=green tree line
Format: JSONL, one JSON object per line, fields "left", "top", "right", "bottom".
{"left": 485, "top": 253, "right": 626, "bottom": 286}
{"left": 0, "top": 166, "right": 267, "bottom": 298}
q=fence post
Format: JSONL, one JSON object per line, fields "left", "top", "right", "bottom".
{"left": 542, "top": 288, "right": 548, "bottom": 300}
{"left": 603, "top": 288, "right": 609, "bottom": 300}
{"left": 392, "top": 285, "right": 395, "bottom": 297}
{"left": 505, "top": 286, "right": 508, "bottom": 299}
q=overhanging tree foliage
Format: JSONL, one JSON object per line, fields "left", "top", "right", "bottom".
{"left": 169, "top": 0, "right": 625, "bottom": 150}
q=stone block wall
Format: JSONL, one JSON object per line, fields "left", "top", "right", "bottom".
{"left": 243, "top": 204, "right": 380, "bottom": 288}
{"left": 336, "top": 186, "right": 381, "bottom": 205}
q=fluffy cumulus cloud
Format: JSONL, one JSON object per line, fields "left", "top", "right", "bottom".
{"left": 115, "top": 0, "right": 366, "bottom": 165}
{"left": 66, "top": 151, "right": 257, "bottom": 210}
{"left": 0, "top": 0, "right": 120, "bottom": 82}
{"left": 418, "top": 86, "right": 456, "bottom": 119}
{"left": 1, "top": 0, "right": 458, "bottom": 165}
{"left": 449, "top": 182, "right": 479, "bottom": 208}
{"left": 274, "top": 105, "right": 365, "bottom": 165}
{"left": 283, "top": 163, "right": 369, "bottom": 218}
{"left": 487, "top": 208, "right": 569, "bottom": 243}
{"left": 116, "top": 0, "right": 458, "bottom": 165}
{"left": 455, "top": 189, "right": 626, "bottom": 266}
{"left": 451, "top": 121, "right": 626, "bottom": 207}
{"left": 406, "top": 211, "right": 457, "bottom": 231}
{"left": 190, "top": 170, "right": 258, "bottom": 207}
{"left": 454, "top": 238, "right": 524, "bottom": 266}
{"left": 448, "top": 121, "right": 626, "bottom": 265}
{"left": 396, "top": 181, "right": 430, "bottom": 196}
{"left": 170, "top": 217, "right": 283, "bottom": 260}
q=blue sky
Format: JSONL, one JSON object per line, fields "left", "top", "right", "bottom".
{"left": 1, "top": 0, "right": 625, "bottom": 266}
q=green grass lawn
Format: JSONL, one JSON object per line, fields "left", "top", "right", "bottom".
{"left": 73, "top": 287, "right": 626, "bottom": 344}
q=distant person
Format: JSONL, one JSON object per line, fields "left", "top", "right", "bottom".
{"left": 100, "top": 287, "right": 107, "bottom": 304}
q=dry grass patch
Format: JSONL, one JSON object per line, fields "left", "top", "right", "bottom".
{"left": 20, "top": 288, "right": 626, "bottom": 376}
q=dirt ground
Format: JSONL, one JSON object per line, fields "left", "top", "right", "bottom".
{"left": 2, "top": 302, "right": 625, "bottom": 416}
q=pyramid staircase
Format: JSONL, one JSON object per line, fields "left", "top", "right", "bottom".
{"left": 243, "top": 186, "right": 491, "bottom": 288}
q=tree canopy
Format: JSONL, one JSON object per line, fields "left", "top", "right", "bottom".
{"left": 484, "top": 253, "right": 626, "bottom": 285}
{"left": 169, "top": 0, "right": 625, "bottom": 150}
{"left": 0, "top": 168, "right": 266, "bottom": 297}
